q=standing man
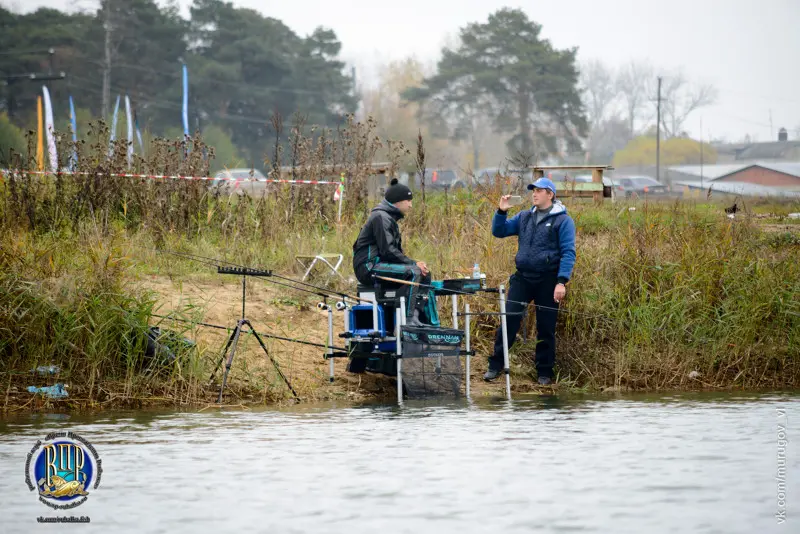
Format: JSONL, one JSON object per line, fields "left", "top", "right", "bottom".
{"left": 484, "top": 177, "right": 576, "bottom": 385}
{"left": 352, "top": 178, "right": 433, "bottom": 326}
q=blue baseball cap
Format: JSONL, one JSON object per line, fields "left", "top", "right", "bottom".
{"left": 527, "top": 177, "right": 557, "bottom": 197}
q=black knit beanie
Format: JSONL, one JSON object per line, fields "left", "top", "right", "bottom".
{"left": 384, "top": 178, "right": 413, "bottom": 203}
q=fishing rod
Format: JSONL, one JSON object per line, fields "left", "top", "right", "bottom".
{"left": 147, "top": 249, "right": 330, "bottom": 303}
{"left": 150, "top": 248, "right": 610, "bottom": 321}
{"left": 373, "top": 274, "right": 612, "bottom": 322}
{"left": 149, "top": 248, "right": 370, "bottom": 305}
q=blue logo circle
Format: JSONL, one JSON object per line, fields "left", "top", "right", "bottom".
{"left": 26, "top": 432, "right": 102, "bottom": 510}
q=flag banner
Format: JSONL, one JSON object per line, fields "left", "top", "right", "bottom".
{"left": 42, "top": 86, "right": 58, "bottom": 172}
{"left": 36, "top": 96, "right": 44, "bottom": 171}
{"left": 182, "top": 64, "right": 189, "bottom": 137}
{"left": 125, "top": 95, "right": 134, "bottom": 168}
{"left": 69, "top": 95, "right": 78, "bottom": 171}
{"left": 134, "top": 109, "right": 144, "bottom": 156}
{"left": 109, "top": 95, "right": 120, "bottom": 156}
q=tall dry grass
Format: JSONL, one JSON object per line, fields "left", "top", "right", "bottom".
{"left": 1, "top": 116, "right": 798, "bottom": 408}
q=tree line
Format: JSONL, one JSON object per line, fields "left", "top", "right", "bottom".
{"left": 1, "top": 2, "right": 716, "bottom": 173}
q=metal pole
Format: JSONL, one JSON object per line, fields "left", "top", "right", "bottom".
{"left": 102, "top": 0, "right": 112, "bottom": 119}
{"left": 327, "top": 307, "right": 334, "bottom": 383}
{"left": 465, "top": 303, "right": 471, "bottom": 398}
{"left": 700, "top": 117, "right": 704, "bottom": 191}
{"left": 371, "top": 295, "right": 379, "bottom": 335}
{"left": 341, "top": 304, "right": 350, "bottom": 383}
{"left": 443, "top": 294, "right": 456, "bottom": 372}
{"left": 218, "top": 320, "right": 245, "bottom": 403}
{"left": 656, "top": 76, "right": 662, "bottom": 184}
{"left": 397, "top": 297, "right": 405, "bottom": 404}
{"left": 337, "top": 187, "right": 344, "bottom": 223}
{"left": 499, "top": 284, "right": 511, "bottom": 399}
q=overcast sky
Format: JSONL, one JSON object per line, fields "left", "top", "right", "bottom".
{"left": 16, "top": 0, "right": 800, "bottom": 142}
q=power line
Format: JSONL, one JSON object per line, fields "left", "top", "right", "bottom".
{"left": 77, "top": 56, "right": 349, "bottom": 98}
{"left": 67, "top": 77, "right": 273, "bottom": 127}
{"left": 65, "top": 76, "right": 342, "bottom": 131}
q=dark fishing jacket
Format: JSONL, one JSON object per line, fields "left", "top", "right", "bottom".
{"left": 353, "top": 200, "right": 416, "bottom": 270}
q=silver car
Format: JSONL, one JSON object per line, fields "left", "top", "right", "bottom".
{"left": 210, "top": 168, "right": 269, "bottom": 197}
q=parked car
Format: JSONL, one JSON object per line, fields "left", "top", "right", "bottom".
{"left": 210, "top": 168, "right": 269, "bottom": 196}
{"left": 475, "top": 168, "right": 531, "bottom": 187}
{"left": 412, "top": 169, "right": 468, "bottom": 191}
{"left": 613, "top": 175, "right": 679, "bottom": 198}
{"left": 573, "top": 173, "right": 616, "bottom": 187}
{"left": 476, "top": 168, "right": 587, "bottom": 188}
{"left": 568, "top": 174, "right": 617, "bottom": 198}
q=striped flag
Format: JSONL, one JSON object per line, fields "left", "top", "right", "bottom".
{"left": 333, "top": 172, "right": 344, "bottom": 201}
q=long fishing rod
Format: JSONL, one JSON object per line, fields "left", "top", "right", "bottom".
{"left": 373, "top": 274, "right": 612, "bottom": 322}
{"left": 147, "top": 247, "right": 350, "bottom": 304}
{"left": 150, "top": 248, "right": 609, "bottom": 322}
{"left": 156, "top": 249, "right": 369, "bottom": 302}
{"left": 149, "top": 248, "right": 370, "bottom": 305}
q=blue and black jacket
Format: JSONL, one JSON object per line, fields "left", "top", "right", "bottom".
{"left": 492, "top": 201, "right": 576, "bottom": 284}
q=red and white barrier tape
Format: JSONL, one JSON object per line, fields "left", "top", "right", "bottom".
{"left": 0, "top": 169, "right": 339, "bottom": 185}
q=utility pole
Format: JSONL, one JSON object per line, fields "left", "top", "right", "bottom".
{"left": 656, "top": 76, "right": 662, "bottom": 183}
{"left": 769, "top": 109, "right": 773, "bottom": 140}
{"left": 102, "top": 0, "right": 112, "bottom": 119}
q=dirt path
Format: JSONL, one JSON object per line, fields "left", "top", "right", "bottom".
{"left": 136, "top": 275, "right": 536, "bottom": 405}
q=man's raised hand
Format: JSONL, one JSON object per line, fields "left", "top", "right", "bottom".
{"left": 499, "top": 195, "right": 512, "bottom": 211}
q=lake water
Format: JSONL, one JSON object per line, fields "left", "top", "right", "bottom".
{"left": 1, "top": 391, "right": 797, "bottom": 533}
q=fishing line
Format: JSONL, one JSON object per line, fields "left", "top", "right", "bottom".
{"left": 152, "top": 313, "right": 349, "bottom": 351}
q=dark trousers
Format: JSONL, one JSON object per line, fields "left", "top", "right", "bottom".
{"left": 489, "top": 271, "right": 559, "bottom": 378}
{"left": 355, "top": 262, "right": 431, "bottom": 318}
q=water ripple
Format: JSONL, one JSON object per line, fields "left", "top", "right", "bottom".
{"left": 1, "top": 391, "right": 797, "bottom": 533}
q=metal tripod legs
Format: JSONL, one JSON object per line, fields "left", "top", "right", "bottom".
{"left": 209, "top": 319, "right": 299, "bottom": 403}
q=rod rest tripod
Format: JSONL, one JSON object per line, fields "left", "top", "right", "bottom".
{"left": 209, "top": 265, "right": 298, "bottom": 402}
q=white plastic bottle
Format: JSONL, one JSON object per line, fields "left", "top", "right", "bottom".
{"left": 472, "top": 262, "right": 480, "bottom": 279}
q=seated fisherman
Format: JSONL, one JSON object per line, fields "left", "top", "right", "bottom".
{"left": 352, "top": 178, "right": 432, "bottom": 327}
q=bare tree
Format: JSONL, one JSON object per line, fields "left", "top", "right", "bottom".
{"left": 657, "top": 71, "right": 717, "bottom": 138}
{"left": 616, "top": 60, "right": 654, "bottom": 137}
{"left": 580, "top": 59, "right": 619, "bottom": 129}
{"left": 0, "top": 0, "right": 22, "bottom": 13}
{"left": 580, "top": 59, "right": 624, "bottom": 161}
